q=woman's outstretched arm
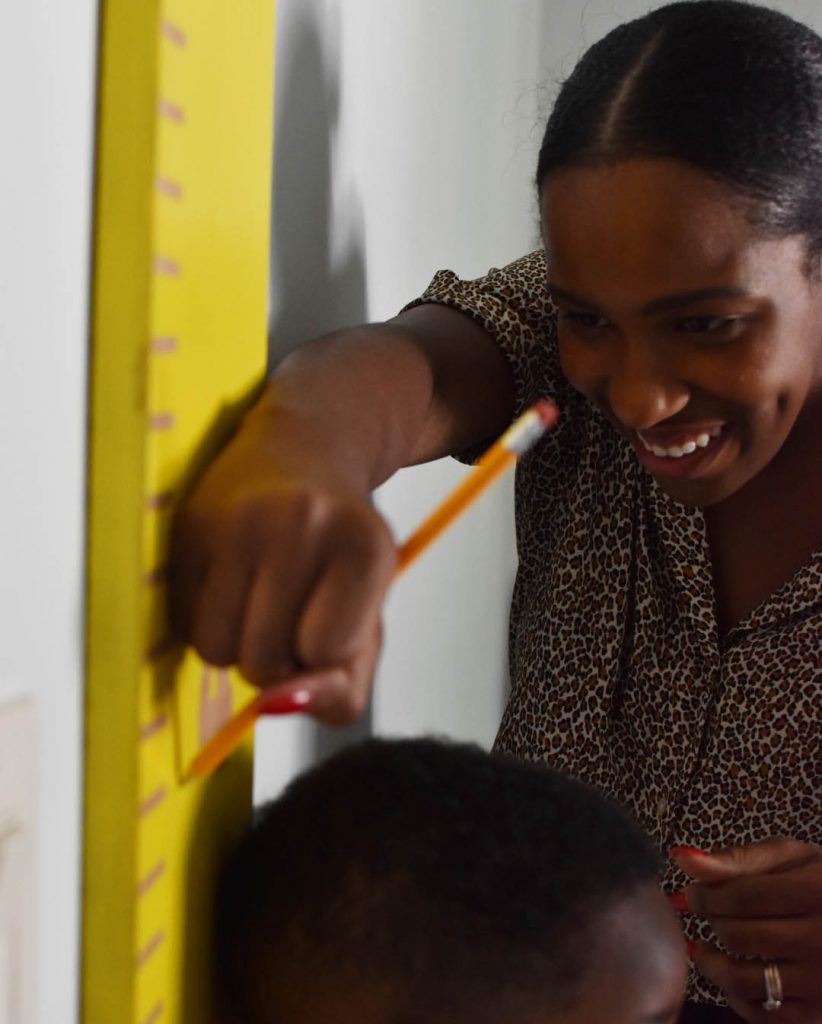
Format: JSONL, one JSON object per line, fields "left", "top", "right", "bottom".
{"left": 169, "top": 303, "right": 513, "bottom": 723}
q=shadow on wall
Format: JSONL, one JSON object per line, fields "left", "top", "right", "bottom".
{"left": 268, "top": 2, "right": 372, "bottom": 762}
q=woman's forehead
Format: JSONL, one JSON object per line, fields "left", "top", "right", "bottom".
{"left": 542, "top": 159, "right": 749, "bottom": 242}
{"left": 541, "top": 159, "right": 810, "bottom": 296}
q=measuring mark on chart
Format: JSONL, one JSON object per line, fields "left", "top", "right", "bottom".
{"left": 139, "top": 786, "right": 167, "bottom": 819}
{"left": 150, "top": 336, "right": 179, "bottom": 354}
{"left": 136, "top": 930, "right": 166, "bottom": 968}
{"left": 145, "top": 489, "right": 175, "bottom": 510}
{"left": 136, "top": 860, "right": 166, "bottom": 898}
{"left": 161, "top": 20, "right": 187, "bottom": 48}
{"left": 140, "top": 1003, "right": 165, "bottom": 1024}
{"left": 144, "top": 564, "right": 169, "bottom": 587}
{"left": 158, "top": 98, "right": 186, "bottom": 124}
{"left": 156, "top": 176, "right": 183, "bottom": 200}
{"left": 153, "top": 256, "right": 181, "bottom": 277}
{"left": 140, "top": 715, "right": 168, "bottom": 743}
{"left": 148, "top": 412, "right": 176, "bottom": 431}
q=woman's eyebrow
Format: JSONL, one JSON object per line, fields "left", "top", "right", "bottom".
{"left": 641, "top": 286, "right": 750, "bottom": 315}
{"left": 546, "top": 282, "right": 750, "bottom": 314}
{"left": 546, "top": 282, "right": 601, "bottom": 310}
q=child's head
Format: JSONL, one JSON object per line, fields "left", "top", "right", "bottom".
{"left": 216, "top": 737, "right": 685, "bottom": 1024}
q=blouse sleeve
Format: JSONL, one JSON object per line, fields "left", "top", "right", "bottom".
{"left": 401, "top": 250, "right": 571, "bottom": 424}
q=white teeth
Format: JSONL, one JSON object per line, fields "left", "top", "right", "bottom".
{"left": 638, "top": 427, "right": 723, "bottom": 459}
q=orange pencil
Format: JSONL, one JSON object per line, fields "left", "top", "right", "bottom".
{"left": 396, "top": 398, "right": 558, "bottom": 573}
{"left": 183, "top": 398, "right": 558, "bottom": 782}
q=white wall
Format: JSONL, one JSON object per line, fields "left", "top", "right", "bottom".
{"left": 0, "top": 2, "right": 98, "bottom": 1022}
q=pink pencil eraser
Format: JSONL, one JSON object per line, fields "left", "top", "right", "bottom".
{"left": 534, "top": 399, "right": 560, "bottom": 428}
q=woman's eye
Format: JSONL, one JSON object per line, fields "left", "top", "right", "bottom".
{"left": 558, "top": 311, "right": 610, "bottom": 330}
{"left": 675, "top": 315, "right": 741, "bottom": 334}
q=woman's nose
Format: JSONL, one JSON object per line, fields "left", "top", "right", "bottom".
{"left": 606, "top": 344, "right": 689, "bottom": 430}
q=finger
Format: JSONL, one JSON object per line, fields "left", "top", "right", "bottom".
{"left": 263, "top": 623, "right": 382, "bottom": 726}
{"left": 295, "top": 514, "right": 396, "bottom": 668}
{"left": 693, "top": 945, "right": 818, "bottom": 1019}
{"left": 237, "top": 559, "right": 324, "bottom": 686}
{"left": 189, "top": 557, "right": 255, "bottom": 666}
{"left": 672, "top": 839, "right": 820, "bottom": 883}
{"left": 686, "top": 863, "right": 822, "bottom": 919}
{"left": 302, "top": 630, "right": 381, "bottom": 726}
{"left": 706, "top": 915, "right": 822, "bottom": 961}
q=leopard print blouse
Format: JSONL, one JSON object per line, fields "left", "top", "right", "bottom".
{"left": 405, "top": 250, "right": 822, "bottom": 1006}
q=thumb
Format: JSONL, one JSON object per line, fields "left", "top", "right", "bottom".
{"left": 670, "top": 838, "right": 816, "bottom": 882}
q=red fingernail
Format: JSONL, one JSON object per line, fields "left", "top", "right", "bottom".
{"left": 667, "top": 890, "right": 690, "bottom": 913}
{"left": 259, "top": 689, "right": 312, "bottom": 715}
{"left": 687, "top": 939, "right": 697, "bottom": 962}
{"left": 670, "top": 845, "right": 711, "bottom": 858}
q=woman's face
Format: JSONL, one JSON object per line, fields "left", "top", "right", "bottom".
{"left": 542, "top": 158, "right": 822, "bottom": 507}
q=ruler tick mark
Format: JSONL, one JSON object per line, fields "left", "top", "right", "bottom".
{"left": 144, "top": 563, "right": 169, "bottom": 587}
{"left": 149, "top": 412, "right": 176, "bottom": 431}
{"left": 140, "top": 1003, "right": 165, "bottom": 1024}
{"left": 136, "top": 930, "right": 166, "bottom": 968}
{"left": 152, "top": 255, "right": 181, "bottom": 277}
{"left": 140, "top": 714, "right": 168, "bottom": 742}
{"left": 145, "top": 489, "right": 175, "bottom": 510}
{"left": 161, "top": 19, "right": 187, "bottom": 47}
{"left": 150, "top": 335, "right": 178, "bottom": 354}
{"left": 156, "top": 176, "right": 183, "bottom": 200}
{"left": 137, "top": 859, "right": 166, "bottom": 898}
{"left": 139, "top": 786, "right": 168, "bottom": 818}
{"left": 158, "top": 98, "right": 185, "bottom": 123}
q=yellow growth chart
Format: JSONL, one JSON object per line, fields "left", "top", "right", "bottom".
{"left": 83, "top": 2, "right": 275, "bottom": 1022}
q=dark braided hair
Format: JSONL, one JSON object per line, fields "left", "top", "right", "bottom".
{"left": 536, "top": 1, "right": 822, "bottom": 272}
{"left": 216, "top": 736, "right": 660, "bottom": 1024}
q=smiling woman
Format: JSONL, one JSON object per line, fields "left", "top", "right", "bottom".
{"left": 169, "top": 3, "right": 821, "bottom": 1022}
{"left": 544, "top": 161, "right": 822, "bottom": 515}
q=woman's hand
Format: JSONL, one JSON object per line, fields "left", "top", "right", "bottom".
{"left": 168, "top": 312, "right": 512, "bottom": 726}
{"left": 169, "top": 419, "right": 398, "bottom": 726}
{"left": 672, "top": 840, "right": 822, "bottom": 1023}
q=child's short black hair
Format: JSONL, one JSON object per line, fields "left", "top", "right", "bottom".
{"left": 216, "top": 736, "right": 660, "bottom": 1024}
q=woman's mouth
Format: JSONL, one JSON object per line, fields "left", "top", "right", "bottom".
{"left": 632, "top": 424, "right": 729, "bottom": 477}
{"left": 637, "top": 425, "right": 722, "bottom": 459}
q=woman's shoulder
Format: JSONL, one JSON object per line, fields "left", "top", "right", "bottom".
{"left": 405, "top": 250, "right": 566, "bottom": 418}
{"left": 409, "top": 250, "right": 553, "bottom": 328}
